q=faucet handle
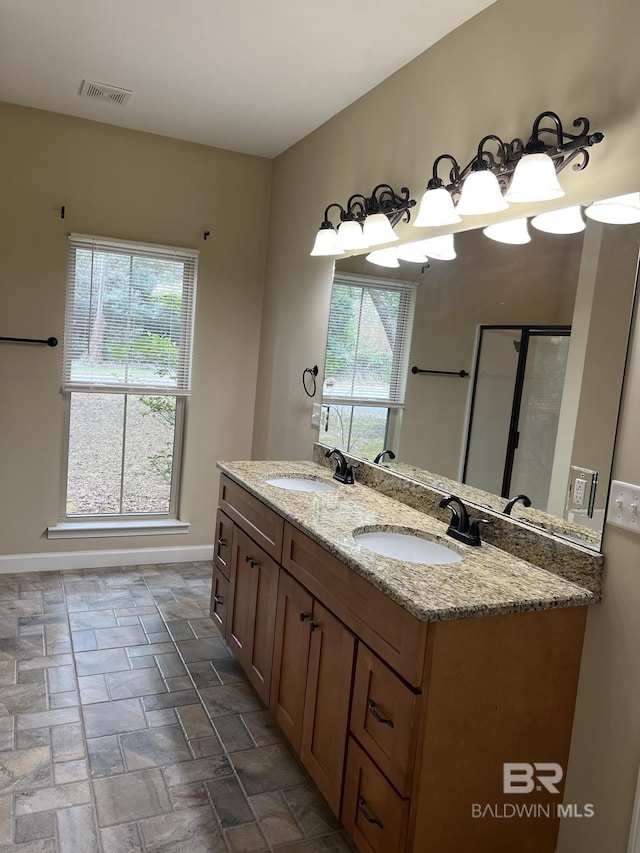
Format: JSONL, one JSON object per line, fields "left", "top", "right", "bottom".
{"left": 468, "top": 518, "right": 491, "bottom": 545}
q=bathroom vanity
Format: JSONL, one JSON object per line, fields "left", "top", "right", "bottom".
{"left": 211, "top": 460, "right": 598, "bottom": 853}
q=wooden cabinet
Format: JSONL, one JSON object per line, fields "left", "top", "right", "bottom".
{"left": 213, "top": 475, "right": 588, "bottom": 853}
{"left": 271, "top": 572, "right": 356, "bottom": 816}
{"left": 226, "top": 525, "right": 279, "bottom": 705}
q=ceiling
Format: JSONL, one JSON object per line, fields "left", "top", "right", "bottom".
{"left": 0, "top": 0, "right": 496, "bottom": 158}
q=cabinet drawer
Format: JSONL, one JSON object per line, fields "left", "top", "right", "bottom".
{"left": 210, "top": 566, "right": 229, "bottom": 637}
{"left": 351, "top": 644, "right": 421, "bottom": 797}
{"left": 283, "top": 524, "right": 428, "bottom": 687}
{"left": 213, "top": 509, "right": 234, "bottom": 579}
{"left": 219, "top": 475, "right": 284, "bottom": 561}
{"left": 342, "top": 737, "right": 409, "bottom": 853}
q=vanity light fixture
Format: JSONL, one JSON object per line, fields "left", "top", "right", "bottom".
{"left": 419, "top": 233, "right": 456, "bottom": 260}
{"left": 412, "top": 112, "right": 604, "bottom": 227}
{"left": 310, "top": 184, "right": 416, "bottom": 256}
{"left": 584, "top": 192, "right": 640, "bottom": 224}
{"left": 483, "top": 218, "right": 531, "bottom": 244}
{"left": 365, "top": 247, "right": 401, "bottom": 268}
{"left": 396, "top": 241, "right": 431, "bottom": 262}
{"left": 531, "top": 205, "right": 585, "bottom": 234}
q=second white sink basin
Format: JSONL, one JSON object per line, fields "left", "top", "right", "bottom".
{"left": 354, "top": 531, "right": 462, "bottom": 565}
{"left": 265, "top": 476, "right": 336, "bottom": 493}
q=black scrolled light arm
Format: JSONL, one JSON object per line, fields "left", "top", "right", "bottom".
{"left": 427, "top": 153, "right": 462, "bottom": 190}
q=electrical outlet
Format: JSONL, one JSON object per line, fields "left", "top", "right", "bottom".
{"left": 311, "top": 403, "right": 322, "bottom": 427}
{"left": 607, "top": 480, "right": 640, "bottom": 534}
{"left": 574, "top": 477, "right": 587, "bottom": 506}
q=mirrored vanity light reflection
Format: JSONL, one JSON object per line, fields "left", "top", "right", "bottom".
{"left": 322, "top": 191, "right": 640, "bottom": 551}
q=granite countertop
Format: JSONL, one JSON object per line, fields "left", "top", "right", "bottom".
{"left": 218, "top": 460, "right": 594, "bottom": 623}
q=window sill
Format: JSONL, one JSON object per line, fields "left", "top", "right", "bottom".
{"left": 47, "top": 519, "right": 190, "bottom": 540}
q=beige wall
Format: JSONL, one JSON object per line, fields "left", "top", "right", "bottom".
{"left": 0, "top": 101, "right": 272, "bottom": 556}
{"left": 255, "top": 0, "right": 640, "bottom": 848}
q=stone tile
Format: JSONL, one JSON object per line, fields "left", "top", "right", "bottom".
{"left": 16, "top": 706, "right": 80, "bottom": 731}
{"left": 163, "top": 755, "right": 233, "bottom": 787}
{"left": 118, "top": 615, "right": 142, "bottom": 626}
{"left": 75, "top": 647, "right": 130, "bottom": 676}
{"left": 0, "top": 746, "right": 53, "bottom": 793}
{"left": 169, "top": 779, "right": 210, "bottom": 810}
{"left": 223, "top": 821, "right": 269, "bottom": 853}
{"left": 0, "top": 635, "right": 44, "bottom": 662}
{"left": 147, "top": 631, "right": 172, "bottom": 643}
{"left": 130, "top": 655, "right": 157, "bottom": 669}
{"left": 78, "top": 674, "right": 109, "bottom": 705}
{"left": 68, "top": 610, "right": 117, "bottom": 631}
{"left": 176, "top": 637, "right": 231, "bottom": 663}
{"left": 16, "top": 727, "right": 50, "bottom": 750}
{"left": 54, "top": 758, "right": 88, "bottom": 784}
{"left": 146, "top": 708, "right": 179, "bottom": 728}
{"left": 18, "top": 668, "right": 45, "bottom": 684}
{"left": 282, "top": 784, "right": 341, "bottom": 838}
{"left": 71, "top": 630, "right": 98, "bottom": 652}
{"left": 52, "top": 723, "right": 85, "bottom": 762}
{"left": 93, "top": 769, "right": 172, "bottom": 827}
{"left": 49, "top": 690, "right": 80, "bottom": 709}
{"left": 190, "top": 618, "right": 221, "bottom": 639}
{"left": 176, "top": 704, "right": 215, "bottom": 740}
{"left": 275, "top": 832, "right": 357, "bottom": 851}
{"left": 19, "top": 653, "right": 74, "bottom": 671}
{"left": 87, "top": 735, "right": 125, "bottom": 778}
{"left": 189, "top": 736, "right": 225, "bottom": 759}
{"left": 15, "top": 810, "right": 56, "bottom": 842}
{"left": 251, "top": 790, "right": 303, "bottom": 846}
{"left": 142, "top": 689, "right": 199, "bottom": 711}
{"left": 95, "top": 625, "right": 148, "bottom": 649}
{"left": 205, "top": 776, "right": 253, "bottom": 828}
{"left": 213, "top": 715, "right": 255, "bottom": 753}
{"left": 140, "top": 805, "right": 226, "bottom": 853}
{"left": 121, "top": 725, "right": 192, "bottom": 771}
{"left": 200, "top": 683, "right": 263, "bottom": 718}
{"left": 105, "top": 668, "right": 166, "bottom": 700}
{"left": 165, "top": 620, "right": 196, "bottom": 641}
{"left": 188, "top": 661, "right": 221, "bottom": 688}
{"left": 83, "top": 698, "right": 146, "bottom": 738}
{"left": 213, "top": 657, "right": 248, "bottom": 685}
{"left": 155, "top": 652, "right": 188, "bottom": 679}
{"left": 0, "top": 681, "right": 46, "bottom": 715}
{"left": 243, "top": 710, "right": 286, "bottom": 747}
{"left": 139, "top": 613, "right": 166, "bottom": 634}
{"left": 14, "top": 780, "right": 92, "bottom": 814}
{"left": 56, "top": 803, "right": 99, "bottom": 852}
{"left": 166, "top": 675, "right": 194, "bottom": 692}
{"left": 88, "top": 592, "right": 135, "bottom": 611}
{"left": 0, "top": 793, "right": 11, "bottom": 845}
{"left": 47, "top": 664, "right": 77, "bottom": 694}
{"left": 127, "top": 642, "right": 174, "bottom": 658}
{"left": 157, "top": 600, "right": 206, "bottom": 622}
{"left": 100, "top": 821, "right": 144, "bottom": 853}
{"left": 231, "top": 745, "right": 308, "bottom": 796}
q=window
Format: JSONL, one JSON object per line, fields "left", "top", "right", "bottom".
{"left": 61, "top": 234, "right": 198, "bottom": 519}
{"left": 322, "top": 273, "right": 416, "bottom": 459}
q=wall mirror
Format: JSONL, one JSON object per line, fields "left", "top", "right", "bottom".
{"left": 319, "top": 196, "right": 640, "bottom": 551}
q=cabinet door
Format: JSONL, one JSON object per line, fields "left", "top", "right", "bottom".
{"left": 301, "top": 600, "right": 356, "bottom": 816}
{"left": 270, "top": 570, "right": 313, "bottom": 753}
{"left": 210, "top": 566, "right": 229, "bottom": 637}
{"left": 226, "top": 526, "right": 279, "bottom": 705}
{"left": 213, "top": 509, "right": 234, "bottom": 579}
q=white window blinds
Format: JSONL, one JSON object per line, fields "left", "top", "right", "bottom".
{"left": 63, "top": 234, "right": 198, "bottom": 395}
{"left": 323, "top": 273, "right": 416, "bottom": 407}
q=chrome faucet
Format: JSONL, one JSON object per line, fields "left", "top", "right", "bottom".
{"left": 503, "top": 494, "right": 532, "bottom": 515}
{"left": 324, "top": 447, "right": 356, "bottom": 484}
{"left": 439, "top": 494, "right": 490, "bottom": 546}
{"left": 373, "top": 449, "right": 396, "bottom": 464}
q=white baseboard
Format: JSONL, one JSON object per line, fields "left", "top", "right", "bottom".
{"left": 0, "top": 545, "right": 213, "bottom": 574}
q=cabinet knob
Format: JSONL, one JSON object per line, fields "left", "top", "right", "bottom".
{"left": 245, "top": 555, "right": 258, "bottom": 567}
{"left": 213, "top": 595, "right": 224, "bottom": 604}
{"left": 368, "top": 699, "right": 395, "bottom": 728}
{"left": 358, "top": 796, "right": 384, "bottom": 829}
{"left": 309, "top": 621, "right": 318, "bottom": 632}
{"left": 217, "top": 538, "right": 227, "bottom": 546}
{"left": 299, "top": 612, "right": 309, "bottom": 622}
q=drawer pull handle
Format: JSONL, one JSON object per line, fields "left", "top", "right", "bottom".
{"left": 217, "top": 538, "right": 227, "bottom": 546}
{"left": 299, "top": 612, "right": 309, "bottom": 622}
{"left": 309, "top": 621, "right": 318, "bottom": 632}
{"left": 213, "top": 595, "right": 224, "bottom": 604}
{"left": 245, "top": 555, "right": 259, "bottom": 568}
{"left": 368, "top": 699, "right": 395, "bottom": 728}
{"left": 358, "top": 796, "right": 384, "bottom": 829}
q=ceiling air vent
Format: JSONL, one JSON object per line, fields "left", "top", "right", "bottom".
{"left": 79, "top": 79, "right": 133, "bottom": 106}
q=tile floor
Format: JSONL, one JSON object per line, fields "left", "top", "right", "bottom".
{"left": 0, "top": 561, "right": 356, "bottom": 852}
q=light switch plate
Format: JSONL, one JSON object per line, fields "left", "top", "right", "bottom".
{"left": 607, "top": 479, "right": 640, "bottom": 534}
{"left": 311, "top": 403, "right": 322, "bottom": 427}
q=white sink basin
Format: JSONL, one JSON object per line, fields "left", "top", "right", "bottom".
{"left": 265, "top": 477, "right": 336, "bottom": 493}
{"left": 354, "top": 531, "right": 462, "bottom": 565}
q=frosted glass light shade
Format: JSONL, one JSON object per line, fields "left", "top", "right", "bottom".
{"left": 366, "top": 247, "right": 400, "bottom": 268}
{"left": 585, "top": 193, "right": 640, "bottom": 224}
{"left": 483, "top": 218, "right": 531, "bottom": 245}
{"left": 396, "top": 241, "right": 429, "bottom": 262}
{"left": 413, "top": 187, "right": 462, "bottom": 227}
{"left": 531, "top": 206, "right": 585, "bottom": 234}
{"left": 419, "top": 234, "right": 456, "bottom": 260}
{"left": 456, "top": 170, "right": 509, "bottom": 216}
{"left": 337, "top": 220, "right": 368, "bottom": 250}
{"left": 505, "top": 153, "right": 565, "bottom": 203}
{"left": 310, "top": 226, "right": 344, "bottom": 256}
{"left": 362, "top": 213, "right": 399, "bottom": 246}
